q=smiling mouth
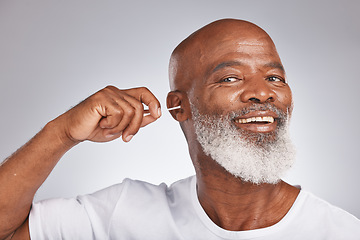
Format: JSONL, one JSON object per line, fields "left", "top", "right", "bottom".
{"left": 231, "top": 110, "right": 279, "bottom": 133}
{"left": 234, "top": 116, "right": 275, "bottom": 124}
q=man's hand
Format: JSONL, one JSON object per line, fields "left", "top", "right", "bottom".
{"left": 58, "top": 86, "right": 161, "bottom": 143}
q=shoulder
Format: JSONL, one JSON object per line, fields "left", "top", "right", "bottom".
{"left": 294, "top": 190, "right": 360, "bottom": 236}
{"left": 300, "top": 190, "right": 358, "bottom": 220}
{"left": 106, "top": 176, "right": 196, "bottom": 239}
{"left": 109, "top": 176, "right": 196, "bottom": 216}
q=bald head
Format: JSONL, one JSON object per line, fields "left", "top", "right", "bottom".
{"left": 169, "top": 19, "right": 280, "bottom": 93}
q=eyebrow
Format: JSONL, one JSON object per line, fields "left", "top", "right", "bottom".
{"left": 212, "top": 61, "right": 244, "bottom": 73}
{"left": 263, "top": 62, "right": 285, "bottom": 72}
{"left": 211, "top": 60, "right": 285, "bottom": 73}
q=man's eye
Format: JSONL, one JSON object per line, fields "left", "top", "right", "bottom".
{"left": 267, "top": 76, "right": 285, "bottom": 83}
{"left": 221, "top": 77, "right": 238, "bottom": 82}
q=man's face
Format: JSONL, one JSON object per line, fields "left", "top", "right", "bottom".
{"left": 189, "top": 31, "right": 293, "bottom": 138}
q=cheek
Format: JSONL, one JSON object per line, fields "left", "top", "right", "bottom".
{"left": 204, "top": 87, "right": 241, "bottom": 110}
{"left": 275, "top": 87, "right": 293, "bottom": 109}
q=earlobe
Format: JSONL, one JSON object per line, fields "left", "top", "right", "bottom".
{"left": 166, "top": 91, "right": 190, "bottom": 122}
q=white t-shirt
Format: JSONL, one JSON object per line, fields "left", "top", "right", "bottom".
{"left": 29, "top": 176, "right": 360, "bottom": 239}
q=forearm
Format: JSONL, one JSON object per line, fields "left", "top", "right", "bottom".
{"left": 0, "top": 118, "right": 77, "bottom": 238}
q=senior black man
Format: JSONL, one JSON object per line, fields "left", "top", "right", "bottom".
{"left": 1, "top": 19, "right": 359, "bottom": 240}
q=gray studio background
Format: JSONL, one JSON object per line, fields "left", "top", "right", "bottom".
{"left": 1, "top": 0, "right": 359, "bottom": 218}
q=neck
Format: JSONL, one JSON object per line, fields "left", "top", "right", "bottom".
{"left": 194, "top": 156, "right": 299, "bottom": 231}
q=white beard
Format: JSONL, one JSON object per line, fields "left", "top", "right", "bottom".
{"left": 191, "top": 103, "right": 296, "bottom": 185}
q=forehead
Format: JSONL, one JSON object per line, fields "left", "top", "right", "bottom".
{"left": 198, "top": 35, "right": 282, "bottom": 76}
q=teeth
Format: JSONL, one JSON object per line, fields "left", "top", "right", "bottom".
{"left": 235, "top": 116, "right": 274, "bottom": 124}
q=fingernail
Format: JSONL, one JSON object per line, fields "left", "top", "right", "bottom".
{"left": 106, "top": 131, "right": 122, "bottom": 138}
{"left": 106, "top": 134, "right": 115, "bottom": 138}
{"left": 125, "top": 135, "right": 133, "bottom": 142}
{"left": 157, "top": 108, "right": 162, "bottom": 118}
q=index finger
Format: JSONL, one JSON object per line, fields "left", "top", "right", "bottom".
{"left": 125, "top": 87, "right": 161, "bottom": 119}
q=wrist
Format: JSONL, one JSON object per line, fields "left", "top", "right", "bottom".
{"left": 45, "top": 117, "right": 80, "bottom": 150}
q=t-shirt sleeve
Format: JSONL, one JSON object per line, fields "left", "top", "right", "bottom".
{"left": 29, "top": 180, "right": 128, "bottom": 240}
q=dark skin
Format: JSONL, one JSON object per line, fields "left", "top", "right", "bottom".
{"left": 1, "top": 19, "right": 298, "bottom": 239}
{"left": 167, "top": 19, "right": 299, "bottom": 230}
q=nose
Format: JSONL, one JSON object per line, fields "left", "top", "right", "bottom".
{"left": 239, "top": 78, "right": 276, "bottom": 103}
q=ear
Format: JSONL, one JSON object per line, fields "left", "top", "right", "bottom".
{"left": 166, "top": 91, "right": 190, "bottom": 122}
